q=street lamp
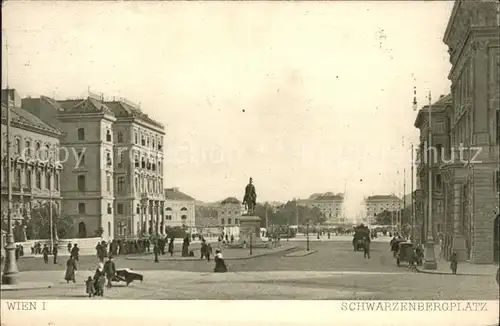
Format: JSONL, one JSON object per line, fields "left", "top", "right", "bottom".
{"left": 249, "top": 232, "right": 253, "bottom": 255}
{"left": 424, "top": 91, "right": 437, "bottom": 270}
{"left": 306, "top": 221, "right": 310, "bottom": 251}
{"left": 2, "top": 87, "right": 20, "bottom": 284}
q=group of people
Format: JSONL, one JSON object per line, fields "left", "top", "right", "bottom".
{"left": 85, "top": 256, "right": 117, "bottom": 297}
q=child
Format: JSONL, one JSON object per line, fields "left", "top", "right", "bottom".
{"left": 450, "top": 252, "right": 458, "bottom": 275}
{"left": 85, "top": 276, "right": 95, "bottom": 298}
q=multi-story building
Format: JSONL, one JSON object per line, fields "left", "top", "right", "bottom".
{"left": 364, "top": 195, "right": 403, "bottom": 225}
{"left": 414, "top": 94, "right": 452, "bottom": 244}
{"left": 439, "top": 0, "right": 500, "bottom": 263}
{"left": 22, "top": 91, "right": 165, "bottom": 239}
{"left": 218, "top": 197, "right": 243, "bottom": 226}
{"left": 164, "top": 187, "right": 196, "bottom": 230}
{"left": 298, "top": 192, "right": 345, "bottom": 224}
{"left": 1, "top": 89, "right": 63, "bottom": 241}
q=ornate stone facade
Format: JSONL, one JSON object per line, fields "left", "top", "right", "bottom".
{"left": 441, "top": 0, "right": 500, "bottom": 263}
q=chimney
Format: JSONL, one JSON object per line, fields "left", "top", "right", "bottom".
{"left": 440, "top": 94, "right": 444, "bottom": 99}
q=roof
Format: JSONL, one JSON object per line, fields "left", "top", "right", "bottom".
{"left": 414, "top": 94, "right": 452, "bottom": 128}
{"left": 164, "top": 188, "right": 195, "bottom": 201}
{"left": 57, "top": 97, "right": 115, "bottom": 116}
{"left": 104, "top": 100, "right": 164, "bottom": 128}
{"left": 220, "top": 197, "right": 241, "bottom": 205}
{"left": 365, "top": 195, "right": 401, "bottom": 201}
{"left": 308, "top": 192, "right": 344, "bottom": 201}
{"left": 1, "top": 103, "right": 63, "bottom": 137}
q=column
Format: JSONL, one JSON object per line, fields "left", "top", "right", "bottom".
{"left": 452, "top": 180, "right": 467, "bottom": 261}
{"left": 139, "top": 201, "right": 144, "bottom": 237}
{"left": 154, "top": 201, "right": 159, "bottom": 234}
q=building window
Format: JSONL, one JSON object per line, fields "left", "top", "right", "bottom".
{"left": 436, "top": 174, "right": 442, "bottom": 189}
{"left": 54, "top": 173, "right": 59, "bottom": 190}
{"left": 107, "top": 203, "right": 112, "bottom": 214}
{"left": 181, "top": 215, "right": 187, "bottom": 220}
{"left": 106, "top": 129, "right": 112, "bottom": 142}
{"left": 106, "top": 174, "right": 111, "bottom": 192}
{"left": 106, "top": 152, "right": 112, "bottom": 167}
{"left": 141, "top": 136, "right": 146, "bottom": 146}
{"left": 136, "top": 204, "right": 140, "bottom": 214}
{"left": 221, "top": 218, "right": 225, "bottom": 225}
{"left": 77, "top": 151, "right": 85, "bottom": 167}
{"left": 24, "top": 140, "right": 31, "bottom": 157}
{"left": 228, "top": 218, "right": 232, "bottom": 224}
{"left": 77, "top": 128, "right": 85, "bottom": 141}
{"left": 78, "top": 203, "right": 86, "bottom": 214}
{"left": 117, "top": 203, "right": 124, "bottom": 215}
{"left": 152, "top": 138, "right": 156, "bottom": 149}
{"left": 45, "top": 172, "right": 51, "bottom": 189}
{"left": 141, "top": 158, "right": 146, "bottom": 169}
{"left": 134, "top": 132, "right": 138, "bottom": 144}
{"left": 77, "top": 175, "right": 86, "bottom": 192}
{"left": 235, "top": 218, "right": 239, "bottom": 224}
{"left": 25, "top": 169, "right": 31, "bottom": 187}
{"left": 158, "top": 140, "right": 162, "bottom": 151}
{"left": 14, "top": 170, "right": 21, "bottom": 188}
{"left": 134, "top": 154, "right": 139, "bottom": 168}
{"left": 117, "top": 132, "right": 123, "bottom": 143}
{"left": 36, "top": 171, "right": 41, "bottom": 188}
{"left": 45, "top": 144, "right": 51, "bottom": 161}
{"left": 14, "top": 138, "right": 21, "bottom": 154}
{"left": 117, "top": 177, "right": 125, "bottom": 192}
{"left": 495, "top": 170, "right": 500, "bottom": 193}
{"left": 435, "top": 122, "right": 444, "bottom": 134}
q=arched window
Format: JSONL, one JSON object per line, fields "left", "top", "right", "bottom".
{"left": 181, "top": 207, "right": 187, "bottom": 211}
{"left": 136, "top": 204, "right": 140, "bottom": 214}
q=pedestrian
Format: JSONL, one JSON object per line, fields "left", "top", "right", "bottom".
{"left": 168, "top": 238, "right": 174, "bottom": 257}
{"left": 450, "top": 252, "right": 458, "bottom": 275}
{"left": 93, "top": 263, "right": 106, "bottom": 297}
{"left": 200, "top": 240, "right": 207, "bottom": 260}
{"left": 95, "top": 242, "right": 103, "bottom": 262}
{"left": 206, "top": 243, "right": 213, "bottom": 261}
{"left": 42, "top": 244, "right": 49, "bottom": 264}
{"left": 67, "top": 242, "right": 72, "bottom": 253}
{"left": 103, "top": 256, "right": 116, "bottom": 288}
{"left": 53, "top": 243, "right": 58, "bottom": 264}
{"left": 64, "top": 255, "right": 77, "bottom": 283}
{"left": 71, "top": 244, "right": 80, "bottom": 262}
{"left": 153, "top": 243, "right": 160, "bottom": 263}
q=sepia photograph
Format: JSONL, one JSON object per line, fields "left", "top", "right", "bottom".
{"left": 0, "top": 0, "right": 499, "bottom": 314}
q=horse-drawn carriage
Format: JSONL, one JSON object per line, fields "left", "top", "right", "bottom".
{"left": 352, "top": 225, "right": 370, "bottom": 252}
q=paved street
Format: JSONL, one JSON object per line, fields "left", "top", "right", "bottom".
{"left": 2, "top": 240, "right": 498, "bottom": 300}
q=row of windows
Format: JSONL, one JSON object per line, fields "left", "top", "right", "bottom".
{"left": 76, "top": 202, "right": 189, "bottom": 217}
{"left": 1, "top": 167, "right": 59, "bottom": 190}
{"left": 220, "top": 218, "right": 239, "bottom": 225}
{"left": 2, "top": 135, "right": 59, "bottom": 160}
{"left": 133, "top": 154, "right": 163, "bottom": 173}
{"left": 76, "top": 174, "right": 163, "bottom": 195}
{"left": 134, "top": 129, "right": 163, "bottom": 151}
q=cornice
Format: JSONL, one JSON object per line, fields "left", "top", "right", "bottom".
{"left": 1, "top": 118, "right": 63, "bottom": 139}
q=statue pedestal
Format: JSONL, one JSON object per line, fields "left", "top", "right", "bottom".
{"left": 236, "top": 215, "right": 267, "bottom": 248}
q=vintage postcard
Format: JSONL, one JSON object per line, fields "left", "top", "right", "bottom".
{"left": 1, "top": 0, "right": 499, "bottom": 325}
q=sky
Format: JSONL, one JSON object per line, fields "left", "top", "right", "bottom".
{"left": 2, "top": 1, "right": 454, "bottom": 217}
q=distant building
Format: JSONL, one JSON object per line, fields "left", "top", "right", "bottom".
{"left": 164, "top": 187, "right": 196, "bottom": 230}
{"left": 218, "top": 197, "right": 243, "bottom": 226}
{"left": 364, "top": 195, "right": 403, "bottom": 225}
{"left": 1, "top": 89, "right": 64, "bottom": 241}
{"left": 298, "top": 192, "right": 345, "bottom": 224}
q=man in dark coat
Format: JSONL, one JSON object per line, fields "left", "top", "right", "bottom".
{"left": 52, "top": 243, "right": 58, "bottom": 264}
{"left": 71, "top": 244, "right": 80, "bottom": 261}
{"left": 42, "top": 244, "right": 49, "bottom": 264}
{"left": 103, "top": 256, "right": 116, "bottom": 288}
{"left": 153, "top": 243, "right": 160, "bottom": 263}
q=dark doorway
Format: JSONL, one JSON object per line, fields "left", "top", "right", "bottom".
{"left": 494, "top": 214, "right": 500, "bottom": 263}
{"left": 78, "top": 222, "right": 87, "bottom": 238}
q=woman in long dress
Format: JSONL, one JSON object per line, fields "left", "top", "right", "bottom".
{"left": 213, "top": 249, "right": 227, "bottom": 273}
{"left": 93, "top": 262, "right": 106, "bottom": 296}
{"left": 64, "top": 256, "right": 77, "bottom": 283}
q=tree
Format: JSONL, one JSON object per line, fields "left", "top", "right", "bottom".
{"left": 28, "top": 202, "right": 75, "bottom": 240}
{"left": 254, "top": 201, "right": 324, "bottom": 226}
